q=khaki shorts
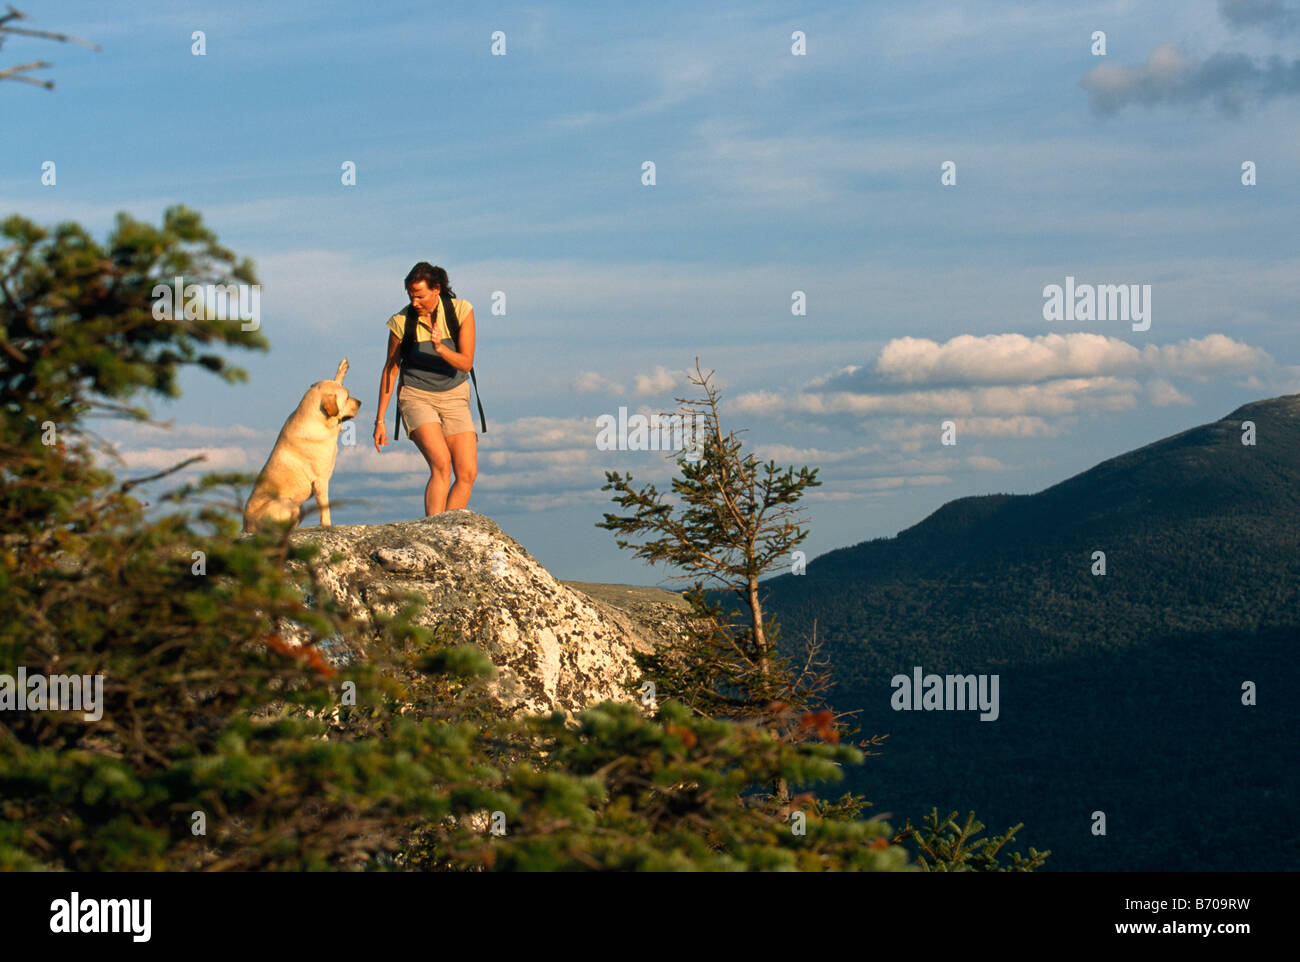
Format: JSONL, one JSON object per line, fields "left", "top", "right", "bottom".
{"left": 398, "top": 380, "right": 476, "bottom": 437}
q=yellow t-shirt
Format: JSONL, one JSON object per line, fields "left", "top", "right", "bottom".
{"left": 386, "top": 297, "right": 471, "bottom": 344}
{"left": 387, "top": 297, "right": 473, "bottom": 392}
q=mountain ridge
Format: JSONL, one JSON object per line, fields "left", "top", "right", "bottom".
{"left": 793, "top": 393, "right": 1300, "bottom": 583}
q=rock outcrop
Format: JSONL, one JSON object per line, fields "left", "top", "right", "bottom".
{"left": 278, "top": 511, "right": 694, "bottom": 715}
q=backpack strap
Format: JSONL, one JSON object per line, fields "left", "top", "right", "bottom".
{"left": 440, "top": 292, "right": 488, "bottom": 435}
{"left": 394, "top": 304, "right": 418, "bottom": 441}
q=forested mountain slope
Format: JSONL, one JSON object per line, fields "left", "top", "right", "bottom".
{"left": 755, "top": 395, "right": 1300, "bottom": 870}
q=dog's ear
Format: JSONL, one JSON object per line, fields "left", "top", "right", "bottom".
{"left": 333, "top": 358, "right": 349, "bottom": 383}
{"left": 320, "top": 391, "right": 340, "bottom": 418}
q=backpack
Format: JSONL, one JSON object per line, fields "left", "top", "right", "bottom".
{"left": 394, "top": 290, "right": 487, "bottom": 440}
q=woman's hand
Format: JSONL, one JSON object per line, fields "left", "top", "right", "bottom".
{"left": 373, "top": 419, "right": 388, "bottom": 452}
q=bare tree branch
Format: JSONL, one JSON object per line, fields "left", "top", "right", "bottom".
{"left": 0, "top": 5, "right": 99, "bottom": 48}
{"left": 0, "top": 59, "right": 51, "bottom": 86}
{"left": 0, "top": 5, "right": 99, "bottom": 90}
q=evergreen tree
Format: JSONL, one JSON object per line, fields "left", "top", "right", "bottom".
{"left": 598, "top": 361, "right": 845, "bottom": 802}
{"left": 892, "top": 809, "right": 1050, "bottom": 872}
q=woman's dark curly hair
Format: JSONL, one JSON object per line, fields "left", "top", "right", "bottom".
{"left": 404, "top": 262, "right": 457, "bottom": 299}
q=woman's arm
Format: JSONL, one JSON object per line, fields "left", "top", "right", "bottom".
{"left": 433, "top": 306, "right": 475, "bottom": 372}
{"left": 376, "top": 331, "right": 402, "bottom": 424}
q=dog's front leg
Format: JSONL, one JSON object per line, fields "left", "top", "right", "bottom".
{"left": 314, "top": 478, "right": 331, "bottom": 526}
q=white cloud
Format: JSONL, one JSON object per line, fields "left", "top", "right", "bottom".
{"left": 870, "top": 332, "right": 1270, "bottom": 387}
{"left": 633, "top": 366, "right": 680, "bottom": 396}
{"left": 876, "top": 416, "right": 1063, "bottom": 440}
{"left": 730, "top": 332, "right": 1276, "bottom": 429}
{"left": 492, "top": 491, "right": 596, "bottom": 512}
{"left": 573, "top": 371, "right": 624, "bottom": 394}
{"left": 752, "top": 442, "right": 884, "bottom": 465}
{"left": 804, "top": 364, "right": 861, "bottom": 389}
{"left": 109, "top": 445, "right": 255, "bottom": 472}
{"left": 807, "top": 475, "right": 953, "bottom": 499}
{"left": 1145, "top": 379, "right": 1195, "bottom": 406}
{"left": 875, "top": 333, "right": 1136, "bottom": 385}
{"left": 964, "top": 455, "right": 1014, "bottom": 472}
{"left": 1237, "top": 365, "right": 1300, "bottom": 395}
{"left": 1080, "top": 41, "right": 1300, "bottom": 116}
{"left": 485, "top": 416, "right": 600, "bottom": 451}
{"left": 1148, "top": 333, "right": 1271, "bottom": 379}
{"left": 733, "top": 376, "right": 1141, "bottom": 419}
{"left": 484, "top": 447, "right": 593, "bottom": 470}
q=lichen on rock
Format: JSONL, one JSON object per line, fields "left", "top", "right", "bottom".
{"left": 269, "top": 511, "right": 690, "bottom": 715}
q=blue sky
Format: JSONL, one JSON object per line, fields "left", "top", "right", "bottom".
{"left": 5, "top": 0, "right": 1299, "bottom": 585}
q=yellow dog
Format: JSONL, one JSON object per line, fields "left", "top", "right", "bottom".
{"left": 242, "top": 358, "right": 361, "bottom": 531}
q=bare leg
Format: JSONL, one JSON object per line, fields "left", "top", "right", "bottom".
{"left": 445, "top": 430, "right": 478, "bottom": 510}
{"left": 410, "top": 422, "right": 452, "bottom": 515}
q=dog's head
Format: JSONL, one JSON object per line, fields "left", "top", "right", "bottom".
{"left": 314, "top": 358, "right": 362, "bottom": 426}
{"left": 318, "top": 387, "right": 361, "bottom": 423}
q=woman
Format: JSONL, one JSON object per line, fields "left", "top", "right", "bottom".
{"left": 373, "top": 262, "right": 478, "bottom": 515}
